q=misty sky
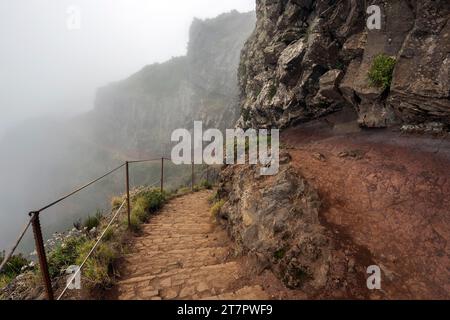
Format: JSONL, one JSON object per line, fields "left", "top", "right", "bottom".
{"left": 0, "top": 0, "right": 255, "bottom": 137}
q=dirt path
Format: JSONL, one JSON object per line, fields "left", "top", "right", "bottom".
{"left": 113, "top": 190, "right": 269, "bottom": 300}
{"left": 282, "top": 120, "right": 450, "bottom": 299}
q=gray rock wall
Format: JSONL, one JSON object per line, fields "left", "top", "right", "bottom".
{"left": 238, "top": 0, "right": 450, "bottom": 129}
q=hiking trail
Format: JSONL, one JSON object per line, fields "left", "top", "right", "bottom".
{"left": 114, "top": 190, "right": 270, "bottom": 300}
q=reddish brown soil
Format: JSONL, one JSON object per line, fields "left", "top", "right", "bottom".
{"left": 282, "top": 118, "right": 450, "bottom": 299}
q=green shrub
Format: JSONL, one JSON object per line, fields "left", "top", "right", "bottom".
{"left": 178, "top": 187, "right": 191, "bottom": 195}
{"left": 208, "top": 191, "right": 219, "bottom": 204}
{"left": 111, "top": 196, "right": 124, "bottom": 210}
{"left": 47, "top": 236, "right": 88, "bottom": 277}
{"left": 134, "top": 189, "right": 166, "bottom": 213}
{"left": 132, "top": 197, "right": 148, "bottom": 222}
{"left": 0, "top": 253, "right": 28, "bottom": 278}
{"left": 75, "top": 241, "right": 117, "bottom": 287}
{"left": 102, "top": 228, "right": 115, "bottom": 242}
{"left": 368, "top": 54, "right": 396, "bottom": 90}
{"left": 210, "top": 200, "right": 225, "bottom": 218}
{"left": 0, "top": 252, "right": 29, "bottom": 288}
{"left": 193, "top": 185, "right": 200, "bottom": 192}
{"left": 0, "top": 274, "right": 11, "bottom": 289}
{"left": 84, "top": 210, "right": 102, "bottom": 230}
{"left": 128, "top": 214, "right": 142, "bottom": 233}
{"left": 200, "top": 180, "right": 213, "bottom": 190}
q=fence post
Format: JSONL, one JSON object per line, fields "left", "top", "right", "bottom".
{"left": 30, "top": 211, "right": 54, "bottom": 300}
{"left": 191, "top": 161, "right": 195, "bottom": 191}
{"left": 206, "top": 166, "right": 209, "bottom": 184}
{"left": 160, "top": 158, "right": 164, "bottom": 193}
{"left": 125, "top": 161, "right": 131, "bottom": 228}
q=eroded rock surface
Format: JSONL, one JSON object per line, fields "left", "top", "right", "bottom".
{"left": 217, "top": 155, "right": 375, "bottom": 298}
{"left": 238, "top": 0, "right": 450, "bottom": 129}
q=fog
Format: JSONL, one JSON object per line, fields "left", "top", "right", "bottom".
{"left": 0, "top": 0, "right": 255, "bottom": 253}
{"left": 0, "top": 0, "right": 254, "bottom": 137}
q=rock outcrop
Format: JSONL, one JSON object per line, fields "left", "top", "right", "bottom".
{"left": 217, "top": 157, "right": 326, "bottom": 289}
{"left": 217, "top": 154, "right": 373, "bottom": 298}
{"left": 237, "top": 0, "right": 450, "bottom": 129}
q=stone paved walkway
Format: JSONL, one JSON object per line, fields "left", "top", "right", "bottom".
{"left": 115, "top": 190, "right": 269, "bottom": 300}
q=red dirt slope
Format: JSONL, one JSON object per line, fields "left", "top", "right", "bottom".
{"left": 282, "top": 119, "right": 450, "bottom": 299}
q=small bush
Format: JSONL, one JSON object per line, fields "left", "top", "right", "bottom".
{"left": 200, "top": 180, "right": 213, "bottom": 190}
{"left": 111, "top": 196, "right": 124, "bottom": 210}
{"left": 368, "top": 54, "right": 396, "bottom": 90}
{"left": 178, "top": 187, "right": 191, "bottom": 195}
{"left": 0, "top": 252, "right": 29, "bottom": 288}
{"left": 47, "top": 236, "right": 88, "bottom": 277}
{"left": 84, "top": 210, "right": 102, "bottom": 230}
{"left": 210, "top": 200, "right": 225, "bottom": 218}
{"left": 127, "top": 214, "right": 142, "bottom": 232}
{"left": 122, "top": 213, "right": 142, "bottom": 233}
{"left": 131, "top": 198, "right": 148, "bottom": 223}
{"left": 134, "top": 189, "right": 166, "bottom": 212}
{"left": 102, "top": 228, "right": 115, "bottom": 242}
{"left": 0, "top": 253, "right": 29, "bottom": 278}
{"left": 193, "top": 185, "right": 200, "bottom": 192}
{"left": 208, "top": 191, "right": 219, "bottom": 204}
{"left": 75, "top": 241, "right": 117, "bottom": 288}
{"left": 0, "top": 274, "right": 11, "bottom": 289}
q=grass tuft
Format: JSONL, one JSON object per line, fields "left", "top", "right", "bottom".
{"left": 210, "top": 199, "right": 225, "bottom": 218}
{"left": 368, "top": 54, "right": 396, "bottom": 90}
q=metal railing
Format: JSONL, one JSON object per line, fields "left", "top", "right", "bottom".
{"left": 0, "top": 157, "right": 210, "bottom": 300}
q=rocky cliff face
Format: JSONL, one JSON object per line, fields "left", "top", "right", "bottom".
{"left": 91, "top": 10, "right": 256, "bottom": 157}
{"left": 237, "top": 0, "right": 450, "bottom": 129}
{"left": 217, "top": 153, "right": 374, "bottom": 298}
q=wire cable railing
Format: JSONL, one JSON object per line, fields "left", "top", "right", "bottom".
{"left": 57, "top": 199, "right": 127, "bottom": 300}
{"left": 0, "top": 157, "right": 212, "bottom": 300}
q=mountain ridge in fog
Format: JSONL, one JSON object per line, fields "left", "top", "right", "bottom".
{"left": 0, "top": 10, "right": 256, "bottom": 252}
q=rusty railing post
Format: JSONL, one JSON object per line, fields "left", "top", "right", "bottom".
{"left": 30, "top": 211, "right": 54, "bottom": 300}
{"left": 191, "top": 161, "right": 195, "bottom": 191}
{"left": 160, "top": 157, "right": 164, "bottom": 193}
{"left": 125, "top": 161, "right": 131, "bottom": 228}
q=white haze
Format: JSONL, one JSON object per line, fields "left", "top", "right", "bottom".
{"left": 0, "top": 0, "right": 255, "bottom": 251}
{"left": 0, "top": 0, "right": 255, "bottom": 137}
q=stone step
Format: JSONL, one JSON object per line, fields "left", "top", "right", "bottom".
{"left": 141, "top": 223, "right": 215, "bottom": 235}
{"left": 202, "top": 285, "right": 270, "bottom": 300}
{"left": 148, "top": 215, "right": 213, "bottom": 224}
{"left": 117, "top": 261, "right": 242, "bottom": 300}
{"left": 131, "top": 233, "right": 229, "bottom": 252}
{"left": 121, "top": 246, "right": 230, "bottom": 276}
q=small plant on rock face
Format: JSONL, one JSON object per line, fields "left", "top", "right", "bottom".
{"left": 368, "top": 54, "right": 396, "bottom": 90}
{"left": 210, "top": 199, "right": 225, "bottom": 218}
{"left": 241, "top": 108, "right": 251, "bottom": 123}
{"left": 208, "top": 190, "right": 219, "bottom": 204}
{"left": 268, "top": 84, "right": 277, "bottom": 100}
{"left": 273, "top": 248, "right": 286, "bottom": 261}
